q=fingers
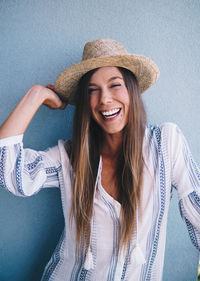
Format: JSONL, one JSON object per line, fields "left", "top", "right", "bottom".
{"left": 44, "top": 84, "right": 68, "bottom": 110}
{"left": 59, "top": 101, "right": 68, "bottom": 110}
{"left": 46, "top": 84, "right": 55, "bottom": 91}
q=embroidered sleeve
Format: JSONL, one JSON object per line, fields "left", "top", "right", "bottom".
{"left": 167, "top": 123, "right": 200, "bottom": 250}
{"left": 0, "top": 135, "right": 61, "bottom": 197}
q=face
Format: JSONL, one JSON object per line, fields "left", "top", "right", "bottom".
{"left": 88, "top": 66, "right": 130, "bottom": 135}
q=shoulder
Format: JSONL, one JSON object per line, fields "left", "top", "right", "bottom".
{"left": 146, "top": 122, "right": 178, "bottom": 133}
{"left": 145, "top": 122, "right": 185, "bottom": 157}
{"left": 146, "top": 122, "right": 181, "bottom": 141}
{"left": 142, "top": 123, "right": 188, "bottom": 175}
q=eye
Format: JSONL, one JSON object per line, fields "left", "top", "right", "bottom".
{"left": 110, "top": 83, "right": 121, "bottom": 88}
{"left": 88, "top": 88, "right": 98, "bottom": 95}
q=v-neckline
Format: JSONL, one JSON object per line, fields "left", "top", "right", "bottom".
{"left": 97, "top": 156, "right": 121, "bottom": 209}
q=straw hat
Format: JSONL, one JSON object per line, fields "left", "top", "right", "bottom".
{"left": 54, "top": 38, "right": 160, "bottom": 104}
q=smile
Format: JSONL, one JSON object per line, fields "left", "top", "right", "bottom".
{"left": 100, "top": 108, "right": 121, "bottom": 119}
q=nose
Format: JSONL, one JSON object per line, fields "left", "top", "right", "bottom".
{"left": 99, "top": 88, "right": 112, "bottom": 104}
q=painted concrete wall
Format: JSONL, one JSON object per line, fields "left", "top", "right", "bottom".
{"left": 0, "top": 0, "right": 199, "bottom": 280}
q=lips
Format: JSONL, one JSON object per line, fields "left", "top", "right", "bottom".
{"left": 100, "top": 108, "right": 121, "bottom": 119}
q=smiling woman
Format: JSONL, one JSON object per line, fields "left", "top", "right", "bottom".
{"left": 88, "top": 67, "right": 130, "bottom": 135}
{"left": 0, "top": 38, "right": 199, "bottom": 281}
{"left": 70, "top": 65, "right": 147, "bottom": 251}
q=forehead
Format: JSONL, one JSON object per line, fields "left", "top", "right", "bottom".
{"left": 89, "top": 66, "right": 123, "bottom": 83}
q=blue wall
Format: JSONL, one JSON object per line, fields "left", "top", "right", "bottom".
{"left": 0, "top": 0, "right": 199, "bottom": 280}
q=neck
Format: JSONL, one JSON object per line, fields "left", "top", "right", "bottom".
{"left": 101, "top": 132, "right": 123, "bottom": 158}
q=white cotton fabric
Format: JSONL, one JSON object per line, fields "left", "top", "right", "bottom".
{"left": 0, "top": 123, "right": 199, "bottom": 281}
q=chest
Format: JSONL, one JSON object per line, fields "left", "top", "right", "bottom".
{"left": 101, "top": 158, "right": 119, "bottom": 202}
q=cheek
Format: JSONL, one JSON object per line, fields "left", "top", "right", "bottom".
{"left": 89, "top": 96, "right": 98, "bottom": 113}
{"left": 117, "top": 88, "right": 129, "bottom": 99}
{"left": 119, "top": 91, "right": 130, "bottom": 109}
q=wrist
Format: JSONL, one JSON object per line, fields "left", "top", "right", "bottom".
{"left": 27, "top": 85, "right": 48, "bottom": 105}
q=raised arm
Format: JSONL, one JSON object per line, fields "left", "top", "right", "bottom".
{"left": 0, "top": 84, "right": 66, "bottom": 139}
{"left": 0, "top": 84, "right": 67, "bottom": 196}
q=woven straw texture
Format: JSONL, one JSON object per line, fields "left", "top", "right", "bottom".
{"left": 54, "top": 39, "right": 160, "bottom": 104}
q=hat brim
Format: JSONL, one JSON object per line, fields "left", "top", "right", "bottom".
{"left": 54, "top": 54, "right": 160, "bottom": 105}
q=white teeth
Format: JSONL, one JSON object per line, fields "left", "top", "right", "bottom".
{"left": 101, "top": 108, "right": 120, "bottom": 117}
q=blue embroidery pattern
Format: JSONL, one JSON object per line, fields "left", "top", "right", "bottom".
{"left": 179, "top": 196, "right": 200, "bottom": 251}
{"left": 189, "top": 191, "right": 200, "bottom": 214}
{"left": 121, "top": 243, "right": 130, "bottom": 280}
{"left": 41, "top": 230, "right": 65, "bottom": 281}
{"left": 0, "top": 147, "right": 6, "bottom": 187}
{"left": 79, "top": 269, "right": 88, "bottom": 280}
{"left": 185, "top": 218, "right": 200, "bottom": 251}
{"left": 70, "top": 247, "right": 86, "bottom": 281}
{"left": 101, "top": 196, "right": 120, "bottom": 281}
{"left": 145, "top": 126, "right": 166, "bottom": 281}
{"left": 15, "top": 144, "right": 25, "bottom": 195}
{"left": 25, "top": 156, "right": 43, "bottom": 170}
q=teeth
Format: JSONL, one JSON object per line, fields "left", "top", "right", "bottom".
{"left": 101, "top": 108, "right": 120, "bottom": 117}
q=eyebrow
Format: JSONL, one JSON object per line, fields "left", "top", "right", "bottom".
{"left": 108, "top": 76, "right": 123, "bottom": 82}
{"left": 88, "top": 76, "right": 123, "bottom": 86}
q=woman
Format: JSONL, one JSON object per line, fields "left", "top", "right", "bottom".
{"left": 0, "top": 38, "right": 199, "bottom": 281}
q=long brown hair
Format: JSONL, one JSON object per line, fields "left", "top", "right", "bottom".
{"left": 70, "top": 67, "right": 147, "bottom": 251}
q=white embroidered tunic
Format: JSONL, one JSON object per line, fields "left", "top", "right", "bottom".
{"left": 0, "top": 123, "right": 199, "bottom": 281}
